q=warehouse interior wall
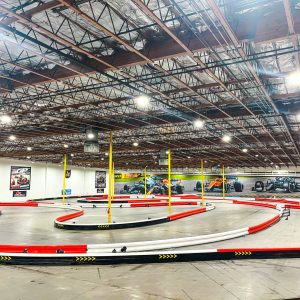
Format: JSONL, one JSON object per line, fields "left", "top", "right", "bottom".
{"left": 0, "top": 158, "right": 108, "bottom": 201}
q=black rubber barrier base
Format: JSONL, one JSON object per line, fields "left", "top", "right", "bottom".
{"left": 1, "top": 249, "right": 300, "bottom": 265}
{"left": 54, "top": 217, "right": 169, "bottom": 230}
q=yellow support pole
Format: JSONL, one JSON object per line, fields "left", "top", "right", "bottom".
{"left": 201, "top": 159, "right": 205, "bottom": 207}
{"left": 144, "top": 166, "right": 147, "bottom": 200}
{"left": 168, "top": 149, "right": 172, "bottom": 215}
{"left": 108, "top": 131, "right": 113, "bottom": 224}
{"left": 222, "top": 164, "right": 225, "bottom": 200}
{"left": 111, "top": 161, "right": 115, "bottom": 200}
{"left": 62, "top": 154, "right": 67, "bottom": 205}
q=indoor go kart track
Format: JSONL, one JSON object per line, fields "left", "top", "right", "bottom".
{"left": 0, "top": 195, "right": 300, "bottom": 264}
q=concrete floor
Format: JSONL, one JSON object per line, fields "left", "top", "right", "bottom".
{"left": 1, "top": 202, "right": 300, "bottom": 299}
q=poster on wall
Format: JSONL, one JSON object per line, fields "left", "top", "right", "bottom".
{"left": 13, "top": 191, "right": 27, "bottom": 197}
{"left": 95, "top": 171, "right": 106, "bottom": 188}
{"left": 10, "top": 166, "right": 31, "bottom": 190}
{"left": 61, "top": 189, "right": 72, "bottom": 195}
{"left": 66, "top": 169, "right": 71, "bottom": 178}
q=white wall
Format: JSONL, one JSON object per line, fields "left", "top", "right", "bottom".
{"left": 0, "top": 158, "right": 108, "bottom": 201}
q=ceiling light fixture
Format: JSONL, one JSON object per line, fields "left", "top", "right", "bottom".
{"left": 9, "top": 135, "right": 16, "bottom": 141}
{"left": 222, "top": 135, "right": 231, "bottom": 143}
{"left": 27, "top": 147, "right": 32, "bottom": 151}
{"left": 105, "top": 152, "right": 108, "bottom": 156}
{"left": 0, "top": 115, "right": 12, "bottom": 124}
{"left": 134, "top": 95, "right": 150, "bottom": 109}
{"left": 193, "top": 119, "right": 205, "bottom": 129}
{"left": 286, "top": 71, "right": 300, "bottom": 88}
{"left": 87, "top": 132, "right": 95, "bottom": 139}
{"left": 64, "top": 144, "right": 69, "bottom": 148}
{"left": 133, "top": 142, "right": 139, "bottom": 147}
{"left": 242, "top": 148, "right": 248, "bottom": 153}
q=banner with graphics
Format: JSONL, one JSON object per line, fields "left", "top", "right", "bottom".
{"left": 10, "top": 166, "right": 31, "bottom": 190}
{"left": 95, "top": 171, "right": 106, "bottom": 188}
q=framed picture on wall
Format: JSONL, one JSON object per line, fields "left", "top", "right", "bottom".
{"left": 65, "top": 169, "right": 71, "bottom": 178}
{"left": 10, "top": 166, "right": 31, "bottom": 190}
{"left": 95, "top": 171, "right": 106, "bottom": 188}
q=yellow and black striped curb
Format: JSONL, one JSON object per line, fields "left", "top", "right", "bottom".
{"left": 159, "top": 254, "right": 177, "bottom": 259}
{"left": 235, "top": 251, "right": 252, "bottom": 256}
{"left": 97, "top": 225, "right": 110, "bottom": 229}
{"left": 75, "top": 257, "right": 96, "bottom": 262}
{"left": 0, "top": 256, "right": 12, "bottom": 261}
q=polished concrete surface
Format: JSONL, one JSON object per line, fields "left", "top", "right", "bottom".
{"left": 0, "top": 203, "right": 275, "bottom": 244}
{"left": 1, "top": 202, "right": 300, "bottom": 299}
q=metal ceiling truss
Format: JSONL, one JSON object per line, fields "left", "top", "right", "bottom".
{"left": 0, "top": 0, "right": 299, "bottom": 170}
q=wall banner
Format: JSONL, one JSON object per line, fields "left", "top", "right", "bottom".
{"left": 13, "top": 191, "right": 27, "bottom": 197}
{"left": 95, "top": 171, "right": 106, "bottom": 188}
{"left": 10, "top": 166, "right": 31, "bottom": 190}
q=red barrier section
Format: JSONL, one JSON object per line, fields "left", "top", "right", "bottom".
{"left": 0, "top": 202, "right": 38, "bottom": 207}
{"left": 130, "top": 201, "right": 198, "bottom": 207}
{"left": 0, "top": 244, "right": 87, "bottom": 254}
{"left": 86, "top": 195, "right": 131, "bottom": 200}
{"left": 169, "top": 207, "right": 206, "bottom": 221}
{"left": 180, "top": 195, "right": 202, "bottom": 199}
{"left": 255, "top": 198, "right": 300, "bottom": 205}
{"left": 233, "top": 200, "right": 277, "bottom": 209}
{"left": 285, "top": 204, "right": 300, "bottom": 209}
{"left": 248, "top": 215, "right": 280, "bottom": 234}
{"left": 55, "top": 210, "right": 84, "bottom": 222}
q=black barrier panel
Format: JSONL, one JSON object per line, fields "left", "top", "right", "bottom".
{"left": 54, "top": 217, "right": 169, "bottom": 230}
{"left": 2, "top": 250, "right": 300, "bottom": 265}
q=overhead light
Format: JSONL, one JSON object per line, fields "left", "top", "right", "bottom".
{"left": 70, "top": 153, "right": 74, "bottom": 157}
{"left": 270, "top": 162, "right": 274, "bottom": 165}
{"left": 27, "top": 147, "right": 32, "bottom": 151}
{"left": 204, "top": 160, "right": 207, "bottom": 163}
{"left": 255, "top": 154, "right": 259, "bottom": 157}
{"left": 0, "top": 115, "right": 12, "bottom": 124}
{"left": 87, "top": 132, "right": 95, "bottom": 139}
{"left": 193, "top": 119, "right": 205, "bottom": 129}
{"left": 101, "top": 158, "right": 104, "bottom": 161}
{"left": 9, "top": 135, "right": 16, "bottom": 141}
{"left": 134, "top": 95, "right": 150, "bottom": 109}
{"left": 64, "top": 144, "right": 69, "bottom": 148}
{"left": 242, "top": 148, "right": 248, "bottom": 153}
{"left": 26, "top": 156, "right": 31, "bottom": 159}
{"left": 105, "top": 152, "right": 108, "bottom": 156}
{"left": 286, "top": 71, "right": 300, "bottom": 88}
{"left": 222, "top": 135, "right": 231, "bottom": 143}
{"left": 133, "top": 142, "right": 139, "bottom": 147}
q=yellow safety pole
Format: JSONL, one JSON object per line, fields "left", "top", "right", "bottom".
{"left": 168, "top": 149, "right": 172, "bottom": 215}
{"left": 111, "top": 161, "right": 115, "bottom": 200}
{"left": 108, "top": 131, "right": 113, "bottom": 223}
{"left": 62, "top": 154, "right": 67, "bottom": 205}
{"left": 222, "top": 164, "right": 225, "bottom": 200}
{"left": 201, "top": 159, "right": 205, "bottom": 207}
{"left": 144, "top": 166, "right": 147, "bottom": 200}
